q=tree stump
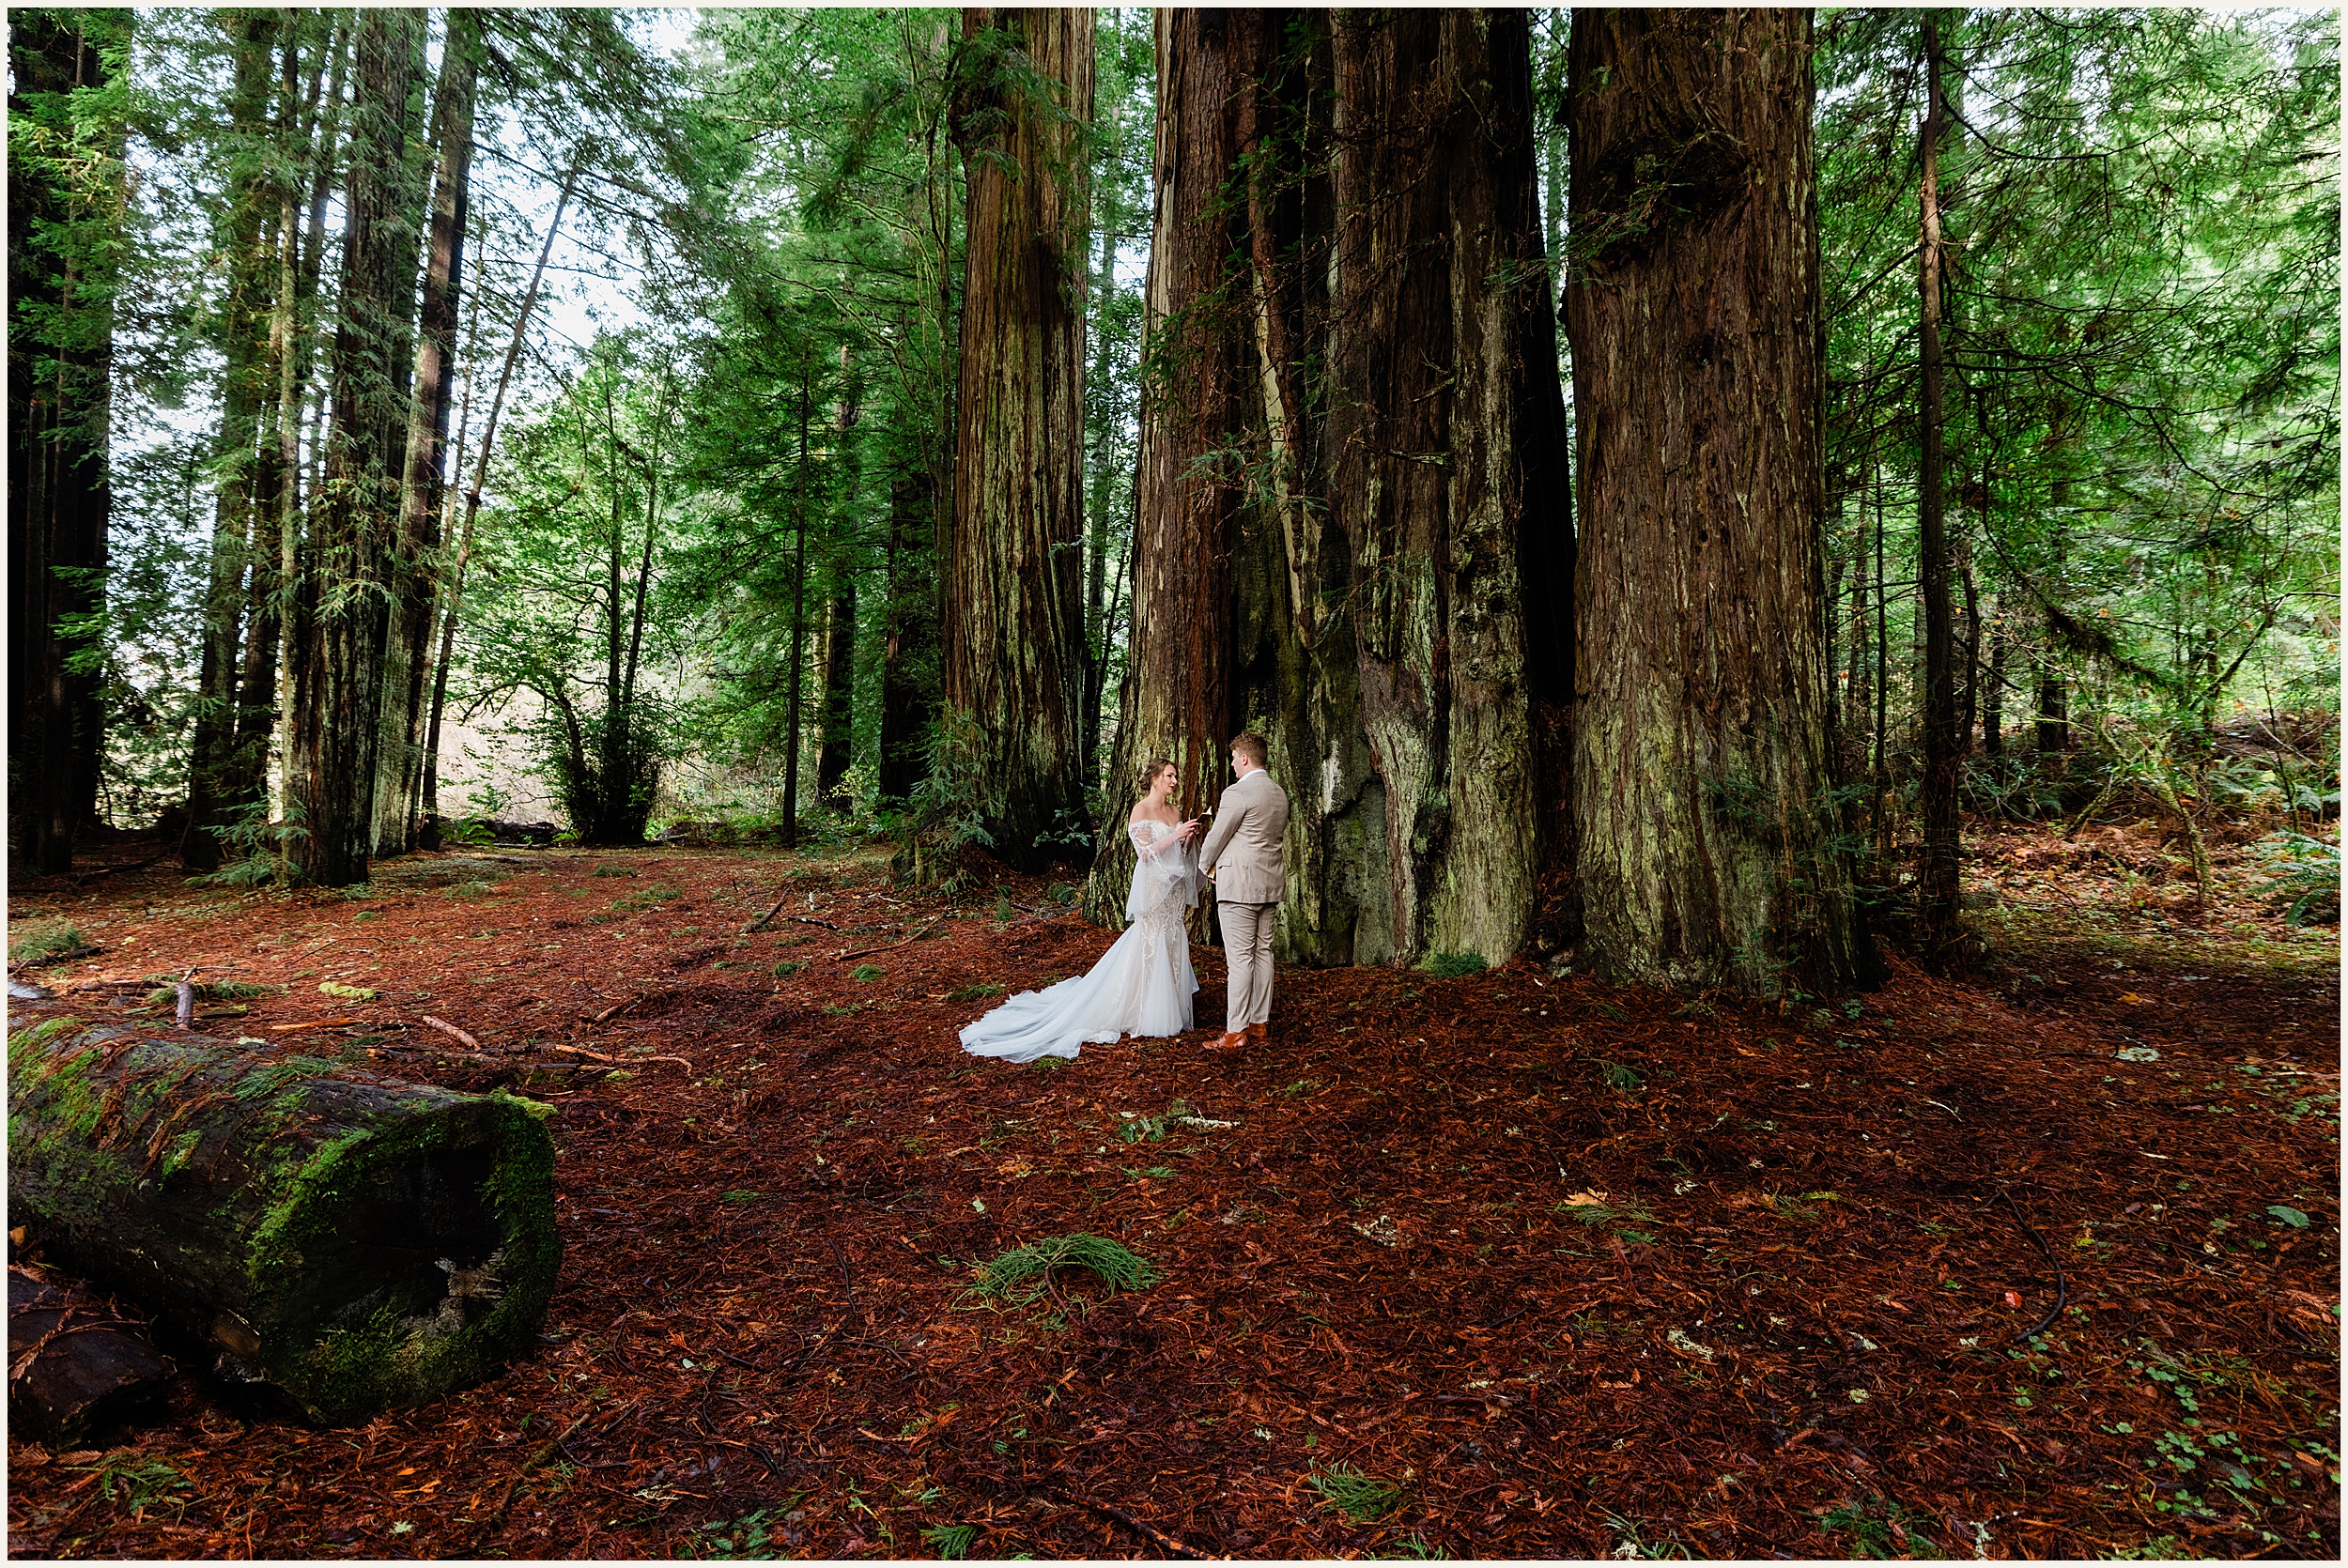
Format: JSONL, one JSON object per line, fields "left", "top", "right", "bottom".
{"left": 7, "top": 1020, "right": 559, "bottom": 1424}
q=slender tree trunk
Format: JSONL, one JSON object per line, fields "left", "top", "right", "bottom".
{"left": 816, "top": 349, "right": 861, "bottom": 810}
{"left": 876, "top": 467, "right": 936, "bottom": 803}
{"left": 1917, "top": 11, "right": 1963, "bottom": 950}
{"left": 782, "top": 356, "right": 814, "bottom": 848}
{"left": 374, "top": 8, "right": 479, "bottom": 857}
{"left": 1847, "top": 507, "right": 1874, "bottom": 779}
{"left": 1567, "top": 8, "right": 1860, "bottom": 993}
{"left": 2035, "top": 656, "right": 2069, "bottom": 757}
{"left": 183, "top": 10, "right": 281, "bottom": 870}
{"left": 1982, "top": 604, "right": 2006, "bottom": 759}
{"left": 1957, "top": 534, "right": 1980, "bottom": 760}
{"left": 421, "top": 159, "right": 580, "bottom": 828}
{"left": 945, "top": 7, "right": 1093, "bottom": 868}
{"left": 274, "top": 15, "right": 349, "bottom": 822}
{"left": 287, "top": 10, "right": 425, "bottom": 886}
{"left": 1329, "top": 8, "right": 1568, "bottom": 968}
{"left": 8, "top": 12, "right": 123, "bottom": 872}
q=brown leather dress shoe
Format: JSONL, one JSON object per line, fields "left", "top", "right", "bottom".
{"left": 1203, "top": 1031, "right": 1244, "bottom": 1051}
{"left": 1244, "top": 1022, "right": 1269, "bottom": 1043}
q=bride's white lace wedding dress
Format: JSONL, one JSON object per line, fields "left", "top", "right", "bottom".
{"left": 958, "top": 819, "right": 1199, "bottom": 1062}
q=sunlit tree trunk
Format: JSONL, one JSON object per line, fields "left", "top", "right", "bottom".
{"left": 945, "top": 6, "right": 1093, "bottom": 868}
{"left": 1567, "top": 8, "right": 1861, "bottom": 993}
{"left": 288, "top": 9, "right": 425, "bottom": 885}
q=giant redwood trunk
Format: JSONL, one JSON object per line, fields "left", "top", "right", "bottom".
{"left": 946, "top": 7, "right": 1093, "bottom": 869}
{"left": 1566, "top": 9, "right": 1861, "bottom": 994}
{"left": 374, "top": 9, "right": 480, "bottom": 859}
{"left": 1324, "top": 8, "right": 1570, "bottom": 967}
{"left": 8, "top": 12, "right": 123, "bottom": 874}
{"left": 289, "top": 10, "right": 425, "bottom": 886}
{"left": 8, "top": 1020, "right": 557, "bottom": 1425}
{"left": 1083, "top": 8, "right": 1254, "bottom": 931}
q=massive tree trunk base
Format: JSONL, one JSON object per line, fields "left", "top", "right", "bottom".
{"left": 8, "top": 1019, "right": 557, "bottom": 1425}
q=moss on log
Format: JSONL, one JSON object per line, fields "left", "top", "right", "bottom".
{"left": 7, "top": 1019, "right": 558, "bottom": 1424}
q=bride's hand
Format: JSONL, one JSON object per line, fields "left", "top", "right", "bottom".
{"left": 1176, "top": 817, "right": 1202, "bottom": 842}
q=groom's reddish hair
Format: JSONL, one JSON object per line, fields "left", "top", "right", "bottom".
{"left": 1230, "top": 731, "right": 1268, "bottom": 768}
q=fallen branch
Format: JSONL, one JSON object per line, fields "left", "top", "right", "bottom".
{"left": 742, "top": 894, "right": 791, "bottom": 933}
{"left": 1057, "top": 1494, "right": 1206, "bottom": 1560}
{"left": 471, "top": 1411, "right": 593, "bottom": 1545}
{"left": 268, "top": 1017, "right": 365, "bottom": 1034}
{"left": 1996, "top": 1188, "right": 2068, "bottom": 1343}
{"left": 422, "top": 1015, "right": 484, "bottom": 1052}
{"left": 587, "top": 996, "right": 641, "bottom": 1025}
{"left": 834, "top": 917, "right": 944, "bottom": 961}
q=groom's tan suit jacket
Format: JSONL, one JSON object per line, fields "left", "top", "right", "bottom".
{"left": 1197, "top": 767, "right": 1289, "bottom": 904}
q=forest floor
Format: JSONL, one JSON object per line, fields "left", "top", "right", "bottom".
{"left": 6, "top": 813, "right": 2339, "bottom": 1561}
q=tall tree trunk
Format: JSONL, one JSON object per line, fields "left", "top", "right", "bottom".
{"left": 876, "top": 468, "right": 936, "bottom": 803}
{"left": 1080, "top": 207, "right": 1120, "bottom": 793}
{"left": 8, "top": 10, "right": 124, "bottom": 872}
{"left": 781, "top": 356, "right": 814, "bottom": 848}
{"left": 1957, "top": 534, "right": 1980, "bottom": 759}
{"left": 273, "top": 15, "right": 350, "bottom": 821}
{"left": 816, "top": 348, "right": 862, "bottom": 810}
{"left": 1083, "top": 8, "right": 1251, "bottom": 930}
{"left": 373, "top": 8, "right": 479, "bottom": 857}
{"left": 1567, "top": 8, "right": 1860, "bottom": 993}
{"left": 1847, "top": 507, "right": 1873, "bottom": 779}
{"left": 2034, "top": 655, "right": 2069, "bottom": 757}
{"left": 422, "top": 157, "right": 581, "bottom": 828}
{"left": 182, "top": 10, "right": 282, "bottom": 870}
{"left": 1327, "top": 8, "right": 1568, "bottom": 967}
{"left": 287, "top": 9, "right": 425, "bottom": 886}
{"left": 945, "top": 7, "right": 1093, "bottom": 869}
{"left": 1916, "top": 11, "right": 1963, "bottom": 949}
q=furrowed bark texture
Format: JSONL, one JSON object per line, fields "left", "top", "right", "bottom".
{"left": 8, "top": 1020, "right": 557, "bottom": 1426}
{"left": 289, "top": 9, "right": 424, "bottom": 886}
{"left": 375, "top": 8, "right": 480, "bottom": 858}
{"left": 1084, "top": 7, "right": 1250, "bottom": 932}
{"left": 946, "top": 7, "right": 1093, "bottom": 869}
{"left": 1916, "top": 11, "right": 1962, "bottom": 951}
{"left": 1326, "top": 8, "right": 1568, "bottom": 967}
{"left": 1566, "top": 8, "right": 1860, "bottom": 994}
{"left": 8, "top": 12, "right": 122, "bottom": 873}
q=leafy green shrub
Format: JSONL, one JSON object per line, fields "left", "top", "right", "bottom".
{"left": 1425, "top": 950, "right": 1488, "bottom": 977}
{"left": 770, "top": 960, "right": 804, "bottom": 978}
{"left": 9, "top": 919, "right": 87, "bottom": 964}
{"left": 850, "top": 963, "right": 885, "bottom": 982}
{"left": 969, "top": 1235, "right": 1160, "bottom": 1304}
{"left": 2249, "top": 831, "right": 2340, "bottom": 925}
{"left": 944, "top": 982, "right": 1003, "bottom": 1002}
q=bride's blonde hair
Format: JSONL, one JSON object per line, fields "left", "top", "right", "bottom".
{"left": 1135, "top": 757, "right": 1176, "bottom": 797}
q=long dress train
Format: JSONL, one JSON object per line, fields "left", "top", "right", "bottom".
{"left": 957, "top": 820, "right": 1199, "bottom": 1062}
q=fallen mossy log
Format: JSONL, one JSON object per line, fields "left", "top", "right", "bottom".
{"left": 8, "top": 1266, "right": 175, "bottom": 1445}
{"left": 7, "top": 1019, "right": 559, "bottom": 1424}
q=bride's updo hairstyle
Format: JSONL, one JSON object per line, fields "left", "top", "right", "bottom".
{"left": 1136, "top": 757, "right": 1175, "bottom": 797}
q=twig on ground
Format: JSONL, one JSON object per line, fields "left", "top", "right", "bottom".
{"left": 422, "top": 1015, "right": 482, "bottom": 1051}
{"left": 1057, "top": 1493, "right": 1206, "bottom": 1560}
{"left": 1997, "top": 1188, "right": 2068, "bottom": 1342}
{"left": 471, "top": 1411, "right": 593, "bottom": 1545}
{"left": 834, "top": 917, "right": 944, "bottom": 961}
{"left": 550, "top": 1042, "right": 692, "bottom": 1069}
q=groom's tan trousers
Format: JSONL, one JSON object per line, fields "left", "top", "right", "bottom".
{"left": 1219, "top": 899, "right": 1277, "bottom": 1029}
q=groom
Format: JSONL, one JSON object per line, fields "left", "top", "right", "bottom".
{"left": 1196, "top": 731, "right": 1289, "bottom": 1052}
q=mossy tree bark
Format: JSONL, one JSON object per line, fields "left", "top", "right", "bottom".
{"left": 8, "top": 1020, "right": 558, "bottom": 1426}
{"left": 946, "top": 7, "right": 1093, "bottom": 869}
{"left": 288, "top": 9, "right": 425, "bottom": 886}
{"left": 1566, "top": 8, "right": 1862, "bottom": 994}
{"left": 1325, "top": 8, "right": 1571, "bottom": 968}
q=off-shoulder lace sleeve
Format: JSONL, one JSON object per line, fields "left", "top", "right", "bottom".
{"left": 1128, "top": 820, "right": 1179, "bottom": 860}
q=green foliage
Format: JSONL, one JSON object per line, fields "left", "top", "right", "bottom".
{"left": 1424, "top": 951, "right": 1489, "bottom": 978}
{"left": 919, "top": 1522, "right": 978, "bottom": 1560}
{"left": 968, "top": 1234, "right": 1160, "bottom": 1305}
{"left": 1308, "top": 1464, "right": 1403, "bottom": 1523}
{"left": 8, "top": 919, "right": 87, "bottom": 965}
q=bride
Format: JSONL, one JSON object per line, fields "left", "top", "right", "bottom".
{"left": 958, "top": 758, "right": 1202, "bottom": 1063}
